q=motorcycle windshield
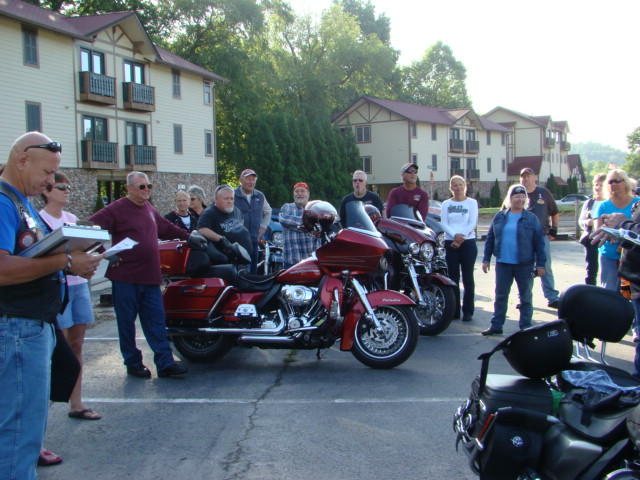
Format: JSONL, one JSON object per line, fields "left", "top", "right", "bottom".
{"left": 345, "top": 201, "right": 381, "bottom": 237}
{"left": 390, "top": 204, "right": 424, "bottom": 223}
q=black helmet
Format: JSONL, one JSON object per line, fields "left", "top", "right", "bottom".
{"left": 501, "top": 320, "right": 573, "bottom": 378}
{"left": 302, "top": 200, "right": 337, "bottom": 233}
{"left": 364, "top": 204, "right": 382, "bottom": 224}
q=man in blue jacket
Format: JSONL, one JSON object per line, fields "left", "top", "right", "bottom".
{"left": 234, "top": 169, "right": 272, "bottom": 273}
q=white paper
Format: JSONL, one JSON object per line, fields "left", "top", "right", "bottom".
{"left": 103, "top": 237, "right": 138, "bottom": 257}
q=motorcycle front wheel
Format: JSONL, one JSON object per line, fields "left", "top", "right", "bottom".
{"left": 413, "top": 282, "right": 456, "bottom": 336}
{"left": 173, "top": 334, "right": 235, "bottom": 363}
{"left": 351, "top": 305, "right": 419, "bottom": 369}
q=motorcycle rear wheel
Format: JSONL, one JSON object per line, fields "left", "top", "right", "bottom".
{"left": 351, "top": 305, "right": 418, "bottom": 369}
{"left": 413, "top": 283, "right": 455, "bottom": 336}
{"left": 173, "top": 334, "right": 235, "bottom": 363}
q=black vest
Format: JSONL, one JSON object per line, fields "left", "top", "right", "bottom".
{"left": 0, "top": 182, "right": 63, "bottom": 322}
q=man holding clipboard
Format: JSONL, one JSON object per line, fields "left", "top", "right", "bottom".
{"left": 0, "top": 132, "right": 102, "bottom": 480}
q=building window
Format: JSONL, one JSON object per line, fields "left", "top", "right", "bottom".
{"left": 356, "top": 125, "right": 371, "bottom": 143}
{"left": 411, "top": 153, "right": 418, "bottom": 164}
{"left": 450, "top": 157, "right": 461, "bottom": 169}
{"left": 25, "top": 102, "right": 41, "bottom": 132}
{"left": 83, "top": 116, "right": 107, "bottom": 141}
{"left": 124, "top": 60, "right": 145, "bottom": 84}
{"left": 203, "top": 81, "right": 212, "bottom": 104}
{"left": 501, "top": 133, "right": 506, "bottom": 146}
{"left": 205, "top": 130, "right": 213, "bottom": 156}
{"left": 126, "top": 122, "right": 147, "bottom": 145}
{"left": 431, "top": 124, "right": 437, "bottom": 141}
{"left": 362, "top": 156, "right": 372, "bottom": 174}
{"left": 80, "top": 48, "right": 104, "bottom": 74}
{"left": 466, "top": 130, "right": 476, "bottom": 141}
{"left": 22, "top": 26, "right": 38, "bottom": 66}
{"left": 174, "top": 125, "right": 183, "bottom": 154}
{"left": 172, "top": 69, "right": 181, "bottom": 98}
{"left": 450, "top": 128, "right": 460, "bottom": 140}
{"left": 486, "top": 131, "right": 491, "bottom": 145}
{"left": 502, "top": 158, "right": 506, "bottom": 172}
{"left": 487, "top": 157, "right": 492, "bottom": 173}
{"left": 431, "top": 154, "right": 437, "bottom": 170}
{"left": 411, "top": 122, "right": 417, "bottom": 138}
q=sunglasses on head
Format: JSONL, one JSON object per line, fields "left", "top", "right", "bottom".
{"left": 608, "top": 178, "right": 624, "bottom": 185}
{"left": 137, "top": 183, "right": 153, "bottom": 190}
{"left": 352, "top": 178, "right": 365, "bottom": 183}
{"left": 24, "top": 142, "right": 62, "bottom": 154}
{"left": 46, "top": 184, "right": 72, "bottom": 192}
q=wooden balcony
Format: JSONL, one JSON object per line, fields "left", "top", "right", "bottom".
{"left": 78, "top": 71, "right": 117, "bottom": 105}
{"left": 544, "top": 137, "right": 556, "bottom": 148}
{"left": 561, "top": 141, "right": 571, "bottom": 151}
{"left": 122, "top": 82, "right": 155, "bottom": 112}
{"left": 466, "top": 169, "right": 480, "bottom": 180}
{"left": 466, "top": 140, "right": 479, "bottom": 154}
{"left": 449, "top": 139, "right": 463, "bottom": 153}
{"left": 450, "top": 168, "right": 464, "bottom": 177}
{"left": 81, "top": 140, "right": 118, "bottom": 169}
{"left": 124, "top": 145, "right": 157, "bottom": 171}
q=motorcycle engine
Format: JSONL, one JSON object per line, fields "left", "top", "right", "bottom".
{"left": 281, "top": 285, "right": 315, "bottom": 307}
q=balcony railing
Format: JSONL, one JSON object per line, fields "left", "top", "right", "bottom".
{"left": 81, "top": 140, "right": 118, "bottom": 169}
{"left": 123, "top": 82, "right": 155, "bottom": 112}
{"left": 466, "top": 169, "right": 480, "bottom": 180}
{"left": 449, "top": 139, "right": 463, "bottom": 152}
{"left": 450, "top": 168, "right": 464, "bottom": 177}
{"left": 544, "top": 137, "right": 556, "bottom": 148}
{"left": 466, "top": 140, "right": 479, "bottom": 154}
{"left": 78, "top": 71, "right": 117, "bottom": 105}
{"left": 561, "top": 141, "right": 571, "bottom": 151}
{"left": 125, "top": 145, "right": 157, "bottom": 171}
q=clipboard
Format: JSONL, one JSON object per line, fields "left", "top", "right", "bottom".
{"left": 18, "top": 225, "right": 111, "bottom": 258}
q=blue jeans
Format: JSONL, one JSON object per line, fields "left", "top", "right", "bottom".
{"left": 249, "top": 242, "right": 259, "bottom": 274}
{"left": 539, "top": 235, "right": 559, "bottom": 303}
{"left": 0, "top": 316, "right": 55, "bottom": 480}
{"left": 445, "top": 239, "right": 477, "bottom": 317}
{"left": 111, "top": 281, "right": 175, "bottom": 370}
{"left": 599, "top": 255, "right": 621, "bottom": 291}
{"left": 491, "top": 262, "right": 535, "bottom": 331}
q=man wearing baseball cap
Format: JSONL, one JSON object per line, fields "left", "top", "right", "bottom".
{"left": 385, "top": 162, "right": 429, "bottom": 220}
{"left": 519, "top": 167, "right": 560, "bottom": 308}
{"left": 278, "top": 182, "right": 317, "bottom": 268}
{"left": 234, "top": 169, "right": 272, "bottom": 273}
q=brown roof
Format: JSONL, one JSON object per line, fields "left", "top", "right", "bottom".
{"left": 507, "top": 156, "right": 543, "bottom": 176}
{"left": 1, "top": 0, "right": 227, "bottom": 82}
{"left": 485, "top": 107, "right": 568, "bottom": 132}
{"left": 567, "top": 154, "right": 586, "bottom": 182}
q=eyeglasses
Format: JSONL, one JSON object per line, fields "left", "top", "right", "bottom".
{"left": 352, "top": 179, "right": 365, "bottom": 183}
{"left": 24, "top": 142, "right": 62, "bottom": 153}
{"left": 190, "top": 197, "right": 198, "bottom": 201}
{"left": 404, "top": 169, "right": 418, "bottom": 174}
{"left": 46, "top": 184, "right": 72, "bottom": 192}
{"left": 608, "top": 178, "right": 624, "bottom": 185}
{"left": 137, "top": 184, "right": 153, "bottom": 190}
{"left": 215, "top": 184, "right": 231, "bottom": 195}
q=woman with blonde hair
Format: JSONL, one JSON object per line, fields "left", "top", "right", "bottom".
{"left": 594, "top": 169, "right": 640, "bottom": 291}
{"left": 440, "top": 175, "right": 478, "bottom": 322}
{"left": 165, "top": 189, "right": 198, "bottom": 232}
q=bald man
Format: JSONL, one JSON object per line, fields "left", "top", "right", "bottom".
{"left": 0, "top": 132, "right": 102, "bottom": 479}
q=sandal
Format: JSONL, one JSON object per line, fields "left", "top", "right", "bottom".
{"left": 68, "top": 408, "right": 102, "bottom": 420}
{"left": 38, "top": 448, "right": 63, "bottom": 466}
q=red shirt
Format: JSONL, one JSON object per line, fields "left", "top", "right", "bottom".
{"left": 89, "top": 197, "right": 189, "bottom": 285}
{"left": 385, "top": 185, "right": 430, "bottom": 220}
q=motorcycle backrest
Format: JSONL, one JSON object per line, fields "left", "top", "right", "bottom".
{"left": 558, "top": 285, "right": 634, "bottom": 343}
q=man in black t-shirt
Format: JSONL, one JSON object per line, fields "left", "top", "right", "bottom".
{"left": 339, "top": 170, "right": 384, "bottom": 228}
{"left": 197, "top": 185, "right": 253, "bottom": 254}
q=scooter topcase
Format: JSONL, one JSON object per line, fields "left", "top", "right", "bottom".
{"left": 472, "top": 374, "right": 553, "bottom": 420}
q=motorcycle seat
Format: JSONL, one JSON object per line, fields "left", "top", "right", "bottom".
{"left": 558, "top": 360, "right": 640, "bottom": 391}
{"left": 233, "top": 270, "right": 280, "bottom": 292}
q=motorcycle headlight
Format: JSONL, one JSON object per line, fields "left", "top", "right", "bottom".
{"left": 436, "top": 232, "right": 445, "bottom": 248}
{"left": 436, "top": 247, "right": 446, "bottom": 259}
{"left": 408, "top": 242, "right": 420, "bottom": 255}
{"left": 272, "top": 231, "right": 284, "bottom": 248}
{"left": 378, "top": 255, "right": 389, "bottom": 272}
{"left": 420, "top": 242, "right": 434, "bottom": 261}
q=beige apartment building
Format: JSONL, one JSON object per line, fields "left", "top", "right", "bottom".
{"left": 0, "top": 1, "right": 227, "bottom": 219}
{"left": 332, "top": 96, "right": 511, "bottom": 201}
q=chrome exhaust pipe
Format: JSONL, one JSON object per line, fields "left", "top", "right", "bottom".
{"left": 167, "top": 323, "right": 286, "bottom": 337}
{"left": 236, "top": 336, "right": 296, "bottom": 347}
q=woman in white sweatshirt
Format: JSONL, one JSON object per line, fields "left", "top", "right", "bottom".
{"left": 440, "top": 175, "right": 479, "bottom": 322}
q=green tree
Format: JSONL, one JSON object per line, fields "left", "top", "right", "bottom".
{"left": 546, "top": 174, "right": 558, "bottom": 198}
{"left": 334, "top": 0, "right": 391, "bottom": 45}
{"left": 399, "top": 41, "right": 472, "bottom": 109}
{"left": 490, "top": 179, "right": 502, "bottom": 207}
{"left": 624, "top": 127, "right": 640, "bottom": 179}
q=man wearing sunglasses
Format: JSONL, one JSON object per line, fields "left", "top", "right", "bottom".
{"left": 0, "top": 132, "right": 102, "bottom": 480}
{"left": 339, "top": 170, "right": 383, "bottom": 228}
{"left": 89, "top": 172, "right": 193, "bottom": 379}
{"left": 385, "top": 162, "right": 430, "bottom": 220}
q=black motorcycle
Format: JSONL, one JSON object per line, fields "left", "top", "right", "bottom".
{"left": 453, "top": 284, "right": 640, "bottom": 480}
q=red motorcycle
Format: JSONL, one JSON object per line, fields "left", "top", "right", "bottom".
{"left": 160, "top": 201, "right": 419, "bottom": 369}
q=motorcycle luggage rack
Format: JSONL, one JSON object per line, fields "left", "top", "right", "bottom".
{"left": 573, "top": 340, "right": 610, "bottom": 366}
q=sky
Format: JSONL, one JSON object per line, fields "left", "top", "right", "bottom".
{"left": 286, "top": 0, "right": 640, "bottom": 152}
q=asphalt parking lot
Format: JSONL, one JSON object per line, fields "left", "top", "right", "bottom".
{"left": 38, "top": 239, "right": 637, "bottom": 480}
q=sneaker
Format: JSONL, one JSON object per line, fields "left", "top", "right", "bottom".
{"left": 481, "top": 327, "right": 503, "bottom": 336}
{"left": 634, "top": 335, "right": 640, "bottom": 343}
{"left": 515, "top": 303, "right": 521, "bottom": 310}
{"left": 126, "top": 364, "right": 151, "bottom": 378}
{"left": 462, "top": 314, "right": 473, "bottom": 322}
{"left": 547, "top": 300, "right": 559, "bottom": 309}
{"left": 158, "top": 362, "right": 188, "bottom": 378}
